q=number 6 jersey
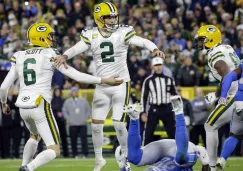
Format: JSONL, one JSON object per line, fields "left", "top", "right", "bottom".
{"left": 4, "top": 48, "right": 101, "bottom": 104}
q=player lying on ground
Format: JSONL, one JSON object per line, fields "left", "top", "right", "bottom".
{"left": 0, "top": 22, "right": 123, "bottom": 171}
{"left": 195, "top": 25, "right": 240, "bottom": 171}
{"left": 116, "top": 96, "right": 210, "bottom": 171}
{"left": 215, "top": 62, "right": 243, "bottom": 171}
{"left": 54, "top": 2, "right": 164, "bottom": 171}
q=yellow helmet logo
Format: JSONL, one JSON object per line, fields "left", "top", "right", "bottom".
{"left": 27, "top": 23, "right": 55, "bottom": 48}
{"left": 195, "top": 25, "right": 221, "bottom": 50}
{"left": 93, "top": 2, "right": 119, "bottom": 32}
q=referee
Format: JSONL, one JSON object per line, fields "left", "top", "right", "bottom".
{"left": 141, "top": 57, "right": 177, "bottom": 145}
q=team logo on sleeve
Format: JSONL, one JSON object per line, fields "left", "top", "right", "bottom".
{"left": 36, "top": 26, "right": 47, "bottom": 32}
{"left": 206, "top": 27, "right": 216, "bottom": 32}
{"left": 94, "top": 6, "right": 101, "bottom": 13}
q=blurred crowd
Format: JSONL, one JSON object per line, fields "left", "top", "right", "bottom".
{"left": 0, "top": 0, "right": 243, "bottom": 91}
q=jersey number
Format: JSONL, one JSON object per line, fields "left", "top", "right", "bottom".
{"left": 100, "top": 42, "right": 114, "bottom": 63}
{"left": 23, "top": 58, "right": 36, "bottom": 86}
{"left": 229, "top": 52, "right": 240, "bottom": 67}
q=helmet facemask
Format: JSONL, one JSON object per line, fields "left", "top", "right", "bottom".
{"left": 46, "top": 32, "right": 58, "bottom": 47}
{"left": 100, "top": 15, "right": 119, "bottom": 33}
{"left": 194, "top": 36, "right": 208, "bottom": 51}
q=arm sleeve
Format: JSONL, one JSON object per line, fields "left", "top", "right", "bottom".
{"left": 141, "top": 78, "right": 150, "bottom": 113}
{"left": 63, "top": 40, "right": 90, "bottom": 60}
{"left": 0, "top": 64, "right": 18, "bottom": 103}
{"left": 55, "top": 64, "right": 101, "bottom": 84}
{"left": 220, "top": 71, "right": 238, "bottom": 98}
{"left": 128, "top": 35, "right": 158, "bottom": 52}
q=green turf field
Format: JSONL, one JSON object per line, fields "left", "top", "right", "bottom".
{"left": 0, "top": 158, "right": 242, "bottom": 171}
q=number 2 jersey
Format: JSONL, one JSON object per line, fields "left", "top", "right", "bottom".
{"left": 80, "top": 25, "right": 155, "bottom": 83}
{"left": 207, "top": 44, "right": 240, "bottom": 97}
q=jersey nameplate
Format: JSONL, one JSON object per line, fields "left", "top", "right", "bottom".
{"left": 25, "top": 49, "right": 43, "bottom": 55}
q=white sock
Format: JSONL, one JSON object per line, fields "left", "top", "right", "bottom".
{"left": 27, "top": 149, "right": 56, "bottom": 171}
{"left": 206, "top": 128, "right": 218, "bottom": 166}
{"left": 113, "top": 121, "right": 128, "bottom": 157}
{"left": 91, "top": 123, "right": 104, "bottom": 162}
{"left": 22, "top": 138, "right": 39, "bottom": 166}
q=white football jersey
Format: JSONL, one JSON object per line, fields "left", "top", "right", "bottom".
{"left": 81, "top": 25, "right": 136, "bottom": 82}
{"left": 11, "top": 47, "right": 58, "bottom": 103}
{"left": 207, "top": 44, "right": 240, "bottom": 97}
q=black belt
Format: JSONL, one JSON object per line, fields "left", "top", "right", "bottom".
{"left": 150, "top": 103, "right": 171, "bottom": 107}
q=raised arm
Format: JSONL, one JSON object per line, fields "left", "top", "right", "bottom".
{"left": 128, "top": 35, "right": 165, "bottom": 58}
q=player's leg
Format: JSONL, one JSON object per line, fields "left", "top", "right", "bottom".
{"left": 20, "top": 100, "right": 61, "bottom": 171}
{"left": 112, "top": 82, "right": 131, "bottom": 171}
{"left": 169, "top": 95, "right": 190, "bottom": 165}
{"left": 205, "top": 97, "right": 234, "bottom": 170}
{"left": 20, "top": 109, "right": 40, "bottom": 166}
{"left": 121, "top": 103, "right": 164, "bottom": 167}
{"left": 92, "top": 86, "right": 111, "bottom": 171}
{"left": 216, "top": 103, "right": 243, "bottom": 171}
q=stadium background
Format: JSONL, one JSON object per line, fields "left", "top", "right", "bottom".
{"left": 0, "top": 0, "right": 243, "bottom": 161}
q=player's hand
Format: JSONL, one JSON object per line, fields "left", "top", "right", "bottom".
{"left": 54, "top": 55, "right": 68, "bottom": 69}
{"left": 218, "top": 97, "right": 228, "bottom": 106}
{"left": 141, "top": 113, "right": 148, "bottom": 123}
{"left": 2, "top": 103, "right": 11, "bottom": 115}
{"left": 152, "top": 49, "right": 165, "bottom": 58}
{"left": 204, "top": 92, "right": 218, "bottom": 105}
{"left": 101, "top": 77, "right": 124, "bottom": 86}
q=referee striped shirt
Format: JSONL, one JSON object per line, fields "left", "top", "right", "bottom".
{"left": 141, "top": 73, "right": 177, "bottom": 113}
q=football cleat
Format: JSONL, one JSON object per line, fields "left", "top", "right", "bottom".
{"left": 19, "top": 166, "right": 30, "bottom": 171}
{"left": 122, "top": 103, "right": 143, "bottom": 120}
{"left": 170, "top": 95, "right": 184, "bottom": 115}
{"left": 93, "top": 158, "right": 106, "bottom": 171}
{"left": 215, "top": 157, "right": 226, "bottom": 171}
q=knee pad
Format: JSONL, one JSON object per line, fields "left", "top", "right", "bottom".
{"left": 91, "top": 123, "right": 104, "bottom": 133}
{"left": 204, "top": 123, "right": 217, "bottom": 132}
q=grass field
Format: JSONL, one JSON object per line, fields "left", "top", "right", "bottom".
{"left": 0, "top": 158, "right": 243, "bottom": 171}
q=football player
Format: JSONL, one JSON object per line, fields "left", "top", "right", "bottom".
{"left": 54, "top": 2, "right": 164, "bottom": 171}
{"left": 0, "top": 22, "right": 123, "bottom": 171}
{"left": 215, "top": 62, "right": 243, "bottom": 171}
{"left": 194, "top": 25, "right": 240, "bottom": 171}
{"left": 117, "top": 96, "right": 209, "bottom": 171}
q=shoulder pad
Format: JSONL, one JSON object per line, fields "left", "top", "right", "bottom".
{"left": 80, "top": 28, "right": 93, "bottom": 45}
{"left": 119, "top": 25, "right": 136, "bottom": 42}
